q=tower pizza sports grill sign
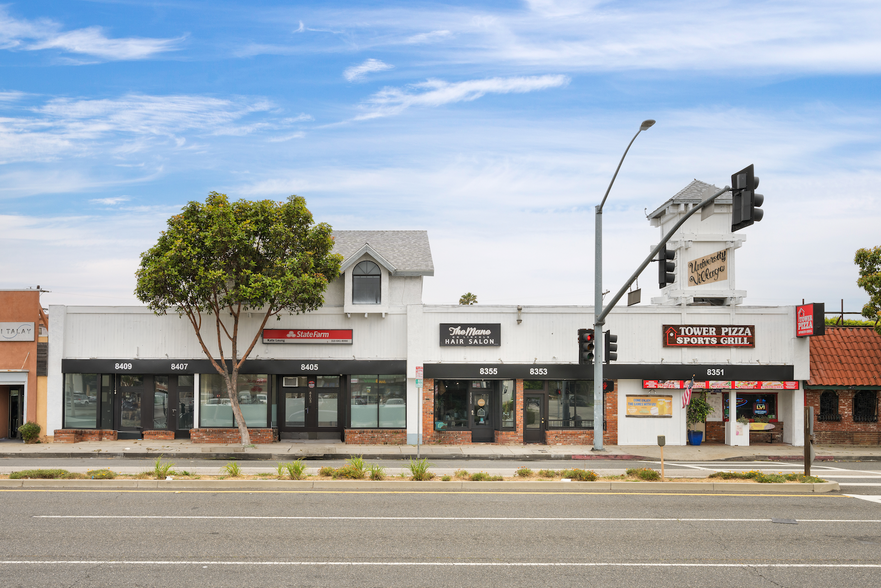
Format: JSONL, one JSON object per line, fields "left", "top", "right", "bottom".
{"left": 439, "top": 323, "right": 501, "bottom": 346}
{"left": 663, "top": 325, "right": 755, "bottom": 347}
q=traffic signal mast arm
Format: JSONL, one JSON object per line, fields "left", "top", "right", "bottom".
{"left": 595, "top": 184, "right": 731, "bottom": 325}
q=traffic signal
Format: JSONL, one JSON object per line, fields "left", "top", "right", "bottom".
{"left": 731, "top": 164, "right": 763, "bottom": 232}
{"left": 604, "top": 331, "right": 618, "bottom": 363}
{"left": 658, "top": 246, "right": 675, "bottom": 288}
{"left": 577, "top": 328, "right": 595, "bottom": 364}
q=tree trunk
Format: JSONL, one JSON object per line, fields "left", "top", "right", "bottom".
{"left": 225, "top": 372, "right": 251, "bottom": 446}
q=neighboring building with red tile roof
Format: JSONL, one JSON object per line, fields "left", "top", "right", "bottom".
{"left": 805, "top": 327, "right": 881, "bottom": 445}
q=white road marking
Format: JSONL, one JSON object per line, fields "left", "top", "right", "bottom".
{"left": 34, "top": 515, "right": 881, "bottom": 523}
{"left": 2, "top": 560, "right": 881, "bottom": 568}
{"left": 845, "top": 494, "right": 881, "bottom": 504}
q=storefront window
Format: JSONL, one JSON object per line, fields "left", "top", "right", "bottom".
{"left": 723, "top": 393, "right": 777, "bottom": 421}
{"left": 547, "top": 380, "right": 593, "bottom": 429}
{"left": 64, "top": 373, "right": 99, "bottom": 429}
{"left": 435, "top": 380, "right": 468, "bottom": 430}
{"left": 500, "top": 380, "right": 515, "bottom": 429}
{"left": 199, "top": 373, "right": 269, "bottom": 427}
{"left": 350, "top": 374, "right": 406, "bottom": 428}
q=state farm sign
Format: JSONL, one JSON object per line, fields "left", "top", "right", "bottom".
{"left": 663, "top": 325, "right": 755, "bottom": 347}
{"left": 262, "top": 329, "right": 353, "bottom": 344}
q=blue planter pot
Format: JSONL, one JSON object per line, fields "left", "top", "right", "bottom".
{"left": 687, "top": 430, "right": 703, "bottom": 446}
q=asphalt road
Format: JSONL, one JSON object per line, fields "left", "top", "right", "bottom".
{"left": 1, "top": 488, "right": 880, "bottom": 587}
{"left": 3, "top": 456, "right": 881, "bottom": 495}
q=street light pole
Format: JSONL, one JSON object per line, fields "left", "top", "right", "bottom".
{"left": 593, "top": 119, "right": 655, "bottom": 451}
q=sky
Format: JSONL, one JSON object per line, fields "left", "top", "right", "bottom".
{"left": 1, "top": 0, "right": 879, "bottom": 317}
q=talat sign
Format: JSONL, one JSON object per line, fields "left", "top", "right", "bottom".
{"left": 796, "top": 303, "right": 825, "bottom": 338}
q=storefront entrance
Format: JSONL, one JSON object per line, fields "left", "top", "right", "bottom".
{"left": 117, "top": 375, "right": 195, "bottom": 439}
{"left": 523, "top": 392, "right": 545, "bottom": 443}
{"left": 279, "top": 375, "right": 343, "bottom": 440}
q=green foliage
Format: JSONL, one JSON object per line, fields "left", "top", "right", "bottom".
{"left": 279, "top": 459, "right": 308, "bottom": 480}
{"left": 537, "top": 469, "right": 559, "bottom": 478}
{"left": 368, "top": 464, "right": 386, "bottom": 481}
{"left": 469, "top": 472, "right": 503, "bottom": 481}
{"left": 9, "top": 469, "right": 72, "bottom": 479}
{"left": 825, "top": 317, "right": 877, "bottom": 327}
{"left": 708, "top": 470, "right": 826, "bottom": 483}
{"left": 560, "top": 468, "right": 598, "bottom": 481}
{"left": 346, "top": 456, "right": 367, "bottom": 478}
{"left": 318, "top": 466, "right": 335, "bottom": 477}
{"left": 458, "top": 292, "right": 478, "bottom": 305}
{"left": 515, "top": 466, "right": 533, "bottom": 478}
{"left": 855, "top": 246, "right": 881, "bottom": 335}
{"left": 18, "top": 421, "right": 41, "bottom": 443}
{"left": 222, "top": 461, "right": 242, "bottom": 477}
{"left": 454, "top": 469, "right": 470, "bottom": 479}
{"left": 625, "top": 467, "right": 661, "bottom": 481}
{"left": 407, "top": 458, "right": 434, "bottom": 481}
{"left": 152, "top": 456, "right": 176, "bottom": 478}
{"left": 686, "top": 391, "right": 714, "bottom": 427}
{"left": 441, "top": 475, "right": 452, "bottom": 481}
{"left": 331, "top": 464, "right": 366, "bottom": 480}
{"left": 87, "top": 469, "right": 116, "bottom": 479}
{"left": 134, "top": 192, "right": 342, "bottom": 445}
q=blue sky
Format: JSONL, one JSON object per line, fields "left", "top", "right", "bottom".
{"left": 1, "top": 0, "right": 879, "bottom": 316}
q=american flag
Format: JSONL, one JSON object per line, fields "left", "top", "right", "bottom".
{"left": 682, "top": 376, "right": 695, "bottom": 408}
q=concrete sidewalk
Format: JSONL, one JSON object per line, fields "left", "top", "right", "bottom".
{"left": 1, "top": 438, "right": 880, "bottom": 462}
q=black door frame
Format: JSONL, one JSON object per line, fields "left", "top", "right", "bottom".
{"left": 523, "top": 391, "right": 546, "bottom": 444}
{"left": 115, "top": 374, "right": 194, "bottom": 439}
{"left": 278, "top": 375, "right": 345, "bottom": 440}
{"left": 470, "top": 382, "right": 496, "bottom": 443}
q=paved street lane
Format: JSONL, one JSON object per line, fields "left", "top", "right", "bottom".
{"left": 1, "top": 488, "right": 880, "bottom": 587}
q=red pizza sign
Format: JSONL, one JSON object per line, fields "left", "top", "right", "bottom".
{"left": 796, "top": 303, "right": 825, "bottom": 337}
{"left": 262, "top": 329, "right": 353, "bottom": 344}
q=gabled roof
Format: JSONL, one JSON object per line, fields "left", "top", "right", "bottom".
{"left": 647, "top": 179, "right": 732, "bottom": 220}
{"left": 332, "top": 230, "right": 434, "bottom": 277}
{"left": 807, "top": 327, "right": 881, "bottom": 387}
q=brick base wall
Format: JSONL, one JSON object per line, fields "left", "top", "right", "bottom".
{"left": 143, "top": 430, "right": 175, "bottom": 440}
{"left": 189, "top": 428, "right": 278, "bottom": 444}
{"left": 426, "top": 430, "right": 473, "bottom": 445}
{"left": 53, "top": 429, "right": 118, "bottom": 443}
{"left": 705, "top": 421, "right": 726, "bottom": 443}
{"left": 344, "top": 429, "right": 407, "bottom": 444}
{"left": 545, "top": 430, "right": 595, "bottom": 445}
{"left": 806, "top": 390, "right": 881, "bottom": 445}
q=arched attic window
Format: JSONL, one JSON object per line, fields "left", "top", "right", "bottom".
{"left": 353, "top": 260, "right": 381, "bottom": 304}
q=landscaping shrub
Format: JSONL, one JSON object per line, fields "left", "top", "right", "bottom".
{"left": 368, "top": 464, "right": 386, "bottom": 481}
{"left": 537, "top": 469, "right": 558, "bottom": 478}
{"left": 280, "top": 459, "right": 308, "bottom": 480}
{"left": 407, "top": 458, "right": 434, "bottom": 481}
{"left": 515, "top": 466, "right": 533, "bottom": 478}
{"left": 18, "top": 421, "right": 41, "bottom": 444}
{"left": 152, "top": 456, "right": 176, "bottom": 478}
{"left": 222, "top": 461, "right": 242, "bottom": 477}
{"left": 625, "top": 468, "right": 660, "bottom": 481}
{"left": 454, "top": 469, "right": 470, "bottom": 479}
{"left": 87, "top": 469, "right": 116, "bottom": 479}
{"left": 318, "top": 466, "right": 335, "bottom": 477}
{"left": 560, "top": 468, "right": 598, "bottom": 481}
{"left": 9, "top": 469, "right": 71, "bottom": 479}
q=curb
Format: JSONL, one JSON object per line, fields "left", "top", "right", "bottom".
{"left": 0, "top": 478, "right": 840, "bottom": 493}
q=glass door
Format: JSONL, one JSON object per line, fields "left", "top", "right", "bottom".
{"left": 151, "top": 375, "right": 195, "bottom": 438}
{"left": 117, "top": 375, "right": 149, "bottom": 438}
{"left": 524, "top": 392, "right": 545, "bottom": 444}
{"left": 471, "top": 383, "right": 494, "bottom": 443}
{"left": 279, "top": 376, "right": 342, "bottom": 439}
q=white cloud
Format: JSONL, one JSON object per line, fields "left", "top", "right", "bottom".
{"left": 90, "top": 196, "right": 131, "bottom": 206}
{"left": 0, "top": 7, "right": 183, "bottom": 61}
{"left": 344, "top": 58, "right": 394, "bottom": 82}
{"left": 354, "top": 74, "right": 569, "bottom": 120}
{"left": 404, "top": 30, "right": 452, "bottom": 44}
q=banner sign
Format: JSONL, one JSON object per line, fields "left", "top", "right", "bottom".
{"left": 663, "top": 325, "right": 755, "bottom": 347}
{"left": 262, "top": 329, "right": 353, "bottom": 344}
{"left": 688, "top": 249, "right": 728, "bottom": 287}
{"left": 643, "top": 380, "right": 798, "bottom": 390}
{"left": 796, "top": 303, "right": 825, "bottom": 337}
{"left": 625, "top": 395, "right": 673, "bottom": 417}
{"left": 0, "top": 322, "right": 34, "bottom": 342}
{"left": 439, "top": 323, "right": 501, "bottom": 346}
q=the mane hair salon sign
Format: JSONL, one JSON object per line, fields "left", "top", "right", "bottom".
{"left": 439, "top": 323, "right": 501, "bottom": 346}
{"left": 688, "top": 249, "right": 728, "bottom": 287}
{"left": 664, "top": 325, "right": 755, "bottom": 347}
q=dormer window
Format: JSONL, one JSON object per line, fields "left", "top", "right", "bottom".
{"left": 353, "top": 261, "right": 381, "bottom": 304}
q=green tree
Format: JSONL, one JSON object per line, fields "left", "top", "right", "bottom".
{"left": 459, "top": 292, "right": 478, "bottom": 305}
{"left": 854, "top": 246, "right": 881, "bottom": 335}
{"left": 135, "top": 192, "right": 342, "bottom": 446}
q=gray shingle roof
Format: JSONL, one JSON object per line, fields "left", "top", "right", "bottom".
{"left": 647, "top": 179, "right": 731, "bottom": 220}
{"left": 332, "top": 230, "right": 434, "bottom": 276}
